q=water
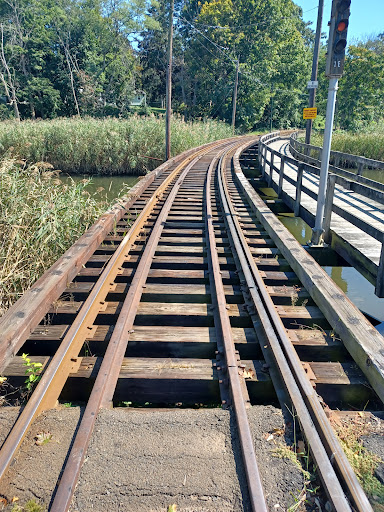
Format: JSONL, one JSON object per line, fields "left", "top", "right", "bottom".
{"left": 277, "top": 211, "right": 384, "bottom": 322}
{"left": 362, "top": 169, "right": 384, "bottom": 185}
{"left": 61, "top": 174, "right": 140, "bottom": 203}
{"left": 279, "top": 213, "right": 312, "bottom": 245}
{"left": 323, "top": 266, "right": 384, "bottom": 322}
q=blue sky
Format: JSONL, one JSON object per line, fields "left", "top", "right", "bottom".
{"left": 295, "top": 0, "right": 384, "bottom": 43}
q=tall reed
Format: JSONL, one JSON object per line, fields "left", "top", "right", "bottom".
{"left": 309, "top": 130, "right": 384, "bottom": 162}
{"left": 0, "top": 160, "right": 108, "bottom": 315}
{"left": 0, "top": 116, "right": 233, "bottom": 175}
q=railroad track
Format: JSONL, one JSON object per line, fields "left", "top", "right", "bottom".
{"left": 0, "top": 136, "right": 383, "bottom": 511}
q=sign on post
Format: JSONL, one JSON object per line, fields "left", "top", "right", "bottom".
{"left": 303, "top": 107, "right": 317, "bottom": 119}
{"left": 307, "top": 80, "right": 319, "bottom": 89}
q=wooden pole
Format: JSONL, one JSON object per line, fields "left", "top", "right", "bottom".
{"left": 165, "top": 0, "right": 174, "bottom": 161}
{"left": 305, "top": 0, "right": 324, "bottom": 145}
{"left": 231, "top": 59, "right": 239, "bottom": 134}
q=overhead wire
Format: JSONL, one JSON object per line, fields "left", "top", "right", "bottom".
{"left": 185, "top": 3, "right": 322, "bottom": 31}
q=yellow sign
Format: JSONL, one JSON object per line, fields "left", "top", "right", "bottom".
{"left": 303, "top": 107, "right": 317, "bottom": 119}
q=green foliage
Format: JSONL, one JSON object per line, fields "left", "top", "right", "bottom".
{"left": 21, "top": 354, "right": 43, "bottom": 392}
{"left": 0, "top": 116, "right": 233, "bottom": 175}
{"left": 153, "top": 0, "right": 312, "bottom": 130}
{"left": 11, "top": 500, "right": 45, "bottom": 512}
{"left": 0, "top": 159, "right": 108, "bottom": 314}
{"left": 0, "top": 0, "right": 157, "bottom": 119}
{"left": 309, "top": 128, "right": 384, "bottom": 162}
{"left": 337, "top": 36, "right": 384, "bottom": 131}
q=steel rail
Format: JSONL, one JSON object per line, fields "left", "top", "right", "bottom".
{"left": 49, "top": 147, "right": 221, "bottom": 511}
{"left": 205, "top": 143, "right": 268, "bottom": 512}
{"left": 0, "top": 142, "right": 224, "bottom": 486}
{"left": 217, "top": 149, "right": 366, "bottom": 511}
{"left": 0, "top": 138, "right": 235, "bottom": 375}
{"left": 230, "top": 144, "right": 374, "bottom": 512}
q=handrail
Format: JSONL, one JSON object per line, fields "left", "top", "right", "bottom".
{"left": 258, "top": 133, "right": 384, "bottom": 296}
{"left": 290, "top": 132, "right": 384, "bottom": 176}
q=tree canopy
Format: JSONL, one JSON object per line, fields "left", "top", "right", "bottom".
{"left": 0, "top": 0, "right": 382, "bottom": 131}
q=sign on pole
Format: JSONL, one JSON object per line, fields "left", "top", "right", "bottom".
{"left": 307, "top": 80, "right": 319, "bottom": 89}
{"left": 303, "top": 107, "right": 317, "bottom": 119}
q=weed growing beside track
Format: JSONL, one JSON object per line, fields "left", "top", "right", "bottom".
{"left": 0, "top": 160, "right": 108, "bottom": 316}
{"left": 0, "top": 117, "right": 233, "bottom": 175}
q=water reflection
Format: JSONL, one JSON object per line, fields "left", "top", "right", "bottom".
{"left": 278, "top": 213, "right": 312, "bottom": 245}
{"left": 277, "top": 211, "right": 384, "bottom": 322}
{"left": 363, "top": 169, "right": 384, "bottom": 185}
{"left": 61, "top": 174, "right": 140, "bottom": 203}
{"left": 323, "top": 266, "right": 384, "bottom": 322}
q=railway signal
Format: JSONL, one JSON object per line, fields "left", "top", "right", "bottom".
{"left": 325, "top": 0, "right": 351, "bottom": 78}
{"left": 311, "top": 0, "right": 351, "bottom": 245}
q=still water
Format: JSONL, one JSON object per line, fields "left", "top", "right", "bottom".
{"left": 62, "top": 174, "right": 140, "bottom": 203}
{"left": 257, "top": 186, "right": 384, "bottom": 322}
{"left": 278, "top": 212, "right": 384, "bottom": 322}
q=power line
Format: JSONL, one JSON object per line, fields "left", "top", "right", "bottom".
{"left": 185, "top": 4, "right": 323, "bottom": 31}
{"left": 180, "top": 17, "right": 237, "bottom": 66}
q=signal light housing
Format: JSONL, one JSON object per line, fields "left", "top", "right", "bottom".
{"left": 325, "top": 0, "right": 351, "bottom": 78}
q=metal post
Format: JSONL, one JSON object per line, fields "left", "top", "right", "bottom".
{"left": 305, "top": 0, "right": 324, "bottom": 145}
{"left": 231, "top": 59, "right": 239, "bottom": 134}
{"left": 323, "top": 174, "right": 336, "bottom": 244}
{"left": 311, "top": 78, "right": 339, "bottom": 245}
{"left": 165, "top": 0, "right": 174, "bottom": 161}
{"left": 270, "top": 86, "right": 274, "bottom": 132}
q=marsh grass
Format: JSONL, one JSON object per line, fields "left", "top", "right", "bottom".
{"left": 0, "top": 159, "right": 108, "bottom": 315}
{"left": 0, "top": 116, "right": 233, "bottom": 175}
{"left": 309, "top": 130, "right": 384, "bottom": 162}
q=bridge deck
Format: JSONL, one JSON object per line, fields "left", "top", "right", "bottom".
{"left": 264, "top": 139, "right": 383, "bottom": 287}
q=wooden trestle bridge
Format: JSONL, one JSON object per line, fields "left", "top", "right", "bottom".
{"left": 0, "top": 134, "right": 384, "bottom": 511}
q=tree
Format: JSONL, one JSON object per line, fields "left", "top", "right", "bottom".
{"left": 177, "top": 0, "right": 312, "bottom": 129}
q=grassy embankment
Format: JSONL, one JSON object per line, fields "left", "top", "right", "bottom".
{"left": 0, "top": 116, "right": 233, "bottom": 315}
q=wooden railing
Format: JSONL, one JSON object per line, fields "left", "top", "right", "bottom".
{"left": 258, "top": 132, "right": 384, "bottom": 297}
{"left": 289, "top": 132, "right": 384, "bottom": 191}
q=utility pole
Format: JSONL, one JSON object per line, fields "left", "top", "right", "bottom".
{"left": 165, "top": 0, "right": 174, "bottom": 161}
{"left": 270, "top": 85, "right": 274, "bottom": 132}
{"left": 231, "top": 59, "right": 239, "bottom": 134}
{"left": 311, "top": 0, "right": 351, "bottom": 245}
{"left": 305, "top": 0, "right": 324, "bottom": 145}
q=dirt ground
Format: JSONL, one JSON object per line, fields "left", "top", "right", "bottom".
{"left": 0, "top": 405, "right": 305, "bottom": 512}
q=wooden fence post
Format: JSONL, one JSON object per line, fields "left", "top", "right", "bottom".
{"left": 262, "top": 145, "right": 267, "bottom": 178}
{"left": 294, "top": 163, "right": 304, "bottom": 216}
{"left": 357, "top": 159, "right": 364, "bottom": 176}
{"left": 268, "top": 150, "right": 274, "bottom": 187}
{"left": 375, "top": 240, "right": 384, "bottom": 298}
{"left": 278, "top": 155, "right": 285, "bottom": 198}
{"left": 323, "top": 174, "right": 336, "bottom": 244}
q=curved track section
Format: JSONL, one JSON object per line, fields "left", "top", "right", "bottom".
{"left": 0, "top": 136, "right": 381, "bottom": 511}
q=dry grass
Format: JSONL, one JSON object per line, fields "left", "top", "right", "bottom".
{"left": 0, "top": 159, "right": 108, "bottom": 315}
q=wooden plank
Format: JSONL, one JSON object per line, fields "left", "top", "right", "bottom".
{"left": 77, "top": 268, "right": 240, "bottom": 283}
{"left": 47, "top": 301, "right": 246, "bottom": 318}
{"left": 234, "top": 150, "right": 384, "bottom": 403}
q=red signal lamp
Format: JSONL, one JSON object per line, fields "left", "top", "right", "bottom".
{"left": 337, "top": 20, "right": 348, "bottom": 32}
